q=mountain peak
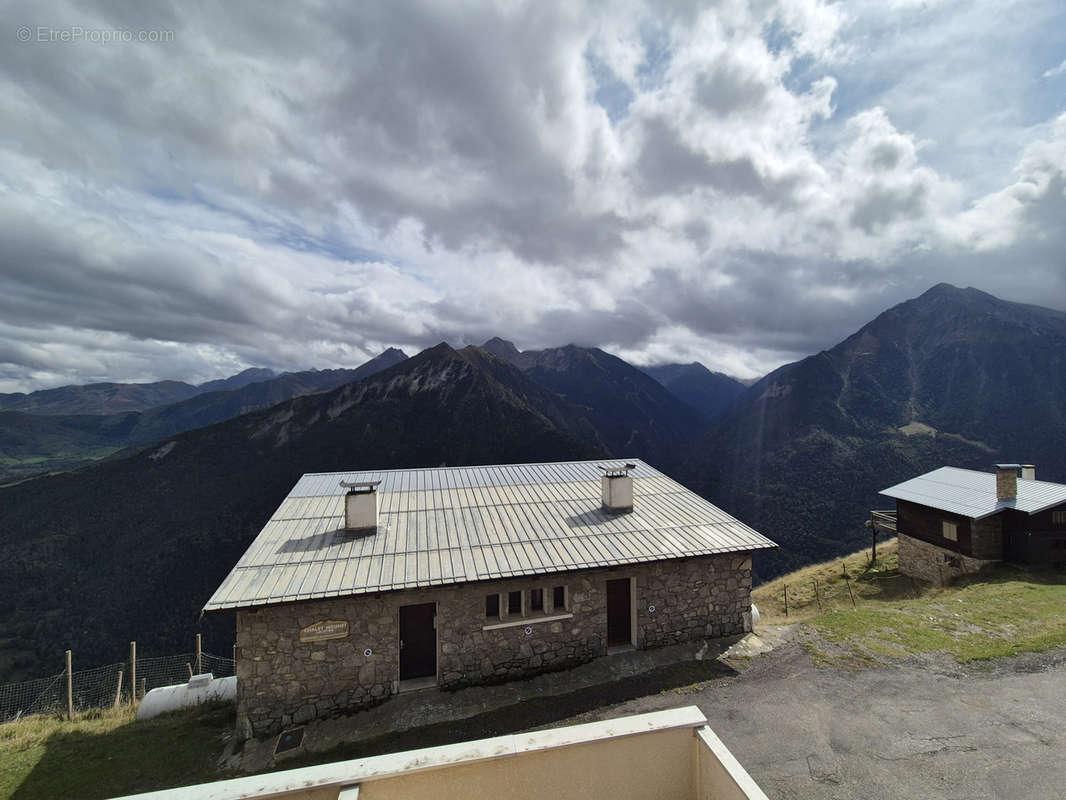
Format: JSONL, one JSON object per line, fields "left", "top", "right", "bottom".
{"left": 480, "top": 337, "right": 522, "bottom": 363}
{"left": 361, "top": 347, "right": 408, "bottom": 369}
{"left": 917, "top": 283, "right": 994, "bottom": 303}
{"left": 197, "top": 367, "right": 277, "bottom": 394}
{"left": 921, "top": 282, "right": 963, "bottom": 296}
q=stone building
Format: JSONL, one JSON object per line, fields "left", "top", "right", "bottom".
{"left": 204, "top": 459, "right": 776, "bottom": 737}
{"left": 872, "top": 463, "right": 1066, "bottom": 585}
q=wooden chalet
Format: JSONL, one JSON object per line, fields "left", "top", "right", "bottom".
{"left": 871, "top": 464, "right": 1066, "bottom": 584}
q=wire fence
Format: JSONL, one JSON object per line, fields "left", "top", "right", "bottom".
{"left": 0, "top": 650, "right": 234, "bottom": 724}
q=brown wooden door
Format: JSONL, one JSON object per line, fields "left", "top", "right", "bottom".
{"left": 399, "top": 603, "right": 436, "bottom": 680}
{"left": 606, "top": 578, "right": 632, "bottom": 646}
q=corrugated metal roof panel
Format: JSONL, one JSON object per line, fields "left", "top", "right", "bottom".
{"left": 204, "top": 459, "right": 776, "bottom": 611}
{"left": 879, "top": 466, "right": 1066, "bottom": 519}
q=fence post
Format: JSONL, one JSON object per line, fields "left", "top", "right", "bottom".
{"left": 195, "top": 633, "right": 202, "bottom": 675}
{"left": 813, "top": 579, "right": 823, "bottom": 611}
{"left": 65, "top": 650, "right": 73, "bottom": 721}
{"left": 844, "top": 574, "right": 856, "bottom": 608}
{"left": 186, "top": 662, "right": 193, "bottom": 680}
{"left": 114, "top": 670, "right": 124, "bottom": 708}
{"left": 129, "top": 641, "right": 136, "bottom": 705}
{"left": 140, "top": 678, "right": 146, "bottom": 700}
{"left": 783, "top": 584, "right": 789, "bottom": 617}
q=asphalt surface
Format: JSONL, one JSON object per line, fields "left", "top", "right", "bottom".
{"left": 566, "top": 631, "right": 1066, "bottom": 800}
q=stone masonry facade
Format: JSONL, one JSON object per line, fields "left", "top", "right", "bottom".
{"left": 898, "top": 533, "right": 998, "bottom": 586}
{"left": 234, "top": 553, "right": 753, "bottom": 737}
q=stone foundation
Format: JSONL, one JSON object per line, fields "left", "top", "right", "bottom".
{"left": 234, "top": 553, "right": 753, "bottom": 737}
{"left": 898, "top": 533, "right": 999, "bottom": 586}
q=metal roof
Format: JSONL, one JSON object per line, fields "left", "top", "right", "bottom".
{"left": 879, "top": 467, "right": 1066, "bottom": 520}
{"left": 204, "top": 459, "right": 776, "bottom": 611}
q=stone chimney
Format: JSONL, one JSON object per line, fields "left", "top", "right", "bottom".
{"left": 994, "top": 464, "right": 1019, "bottom": 502}
{"left": 1021, "top": 464, "right": 1036, "bottom": 481}
{"left": 340, "top": 480, "right": 380, "bottom": 532}
{"left": 600, "top": 463, "right": 635, "bottom": 514}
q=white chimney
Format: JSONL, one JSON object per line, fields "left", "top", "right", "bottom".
{"left": 600, "top": 463, "right": 635, "bottom": 514}
{"left": 1021, "top": 464, "right": 1036, "bottom": 481}
{"left": 340, "top": 480, "right": 380, "bottom": 532}
{"left": 994, "top": 464, "right": 1018, "bottom": 502}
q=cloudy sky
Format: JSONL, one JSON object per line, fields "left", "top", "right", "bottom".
{"left": 1, "top": 0, "right": 1064, "bottom": 392}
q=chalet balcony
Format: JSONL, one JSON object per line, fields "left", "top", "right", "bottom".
{"left": 867, "top": 509, "right": 897, "bottom": 535}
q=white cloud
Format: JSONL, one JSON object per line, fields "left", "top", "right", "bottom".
{"left": 1044, "top": 58, "right": 1066, "bottom": 78}
{"left": 0, "top": 0, "right": 1063, "bottom": 391}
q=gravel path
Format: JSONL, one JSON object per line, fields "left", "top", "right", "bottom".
{"left": 561, "top": 627, "right": 1066, "bottom": 799}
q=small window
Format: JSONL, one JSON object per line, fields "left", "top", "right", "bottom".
{"left": 942, "top": 521, "right": 958, "bottom": 542}
{"left": 508, "top": 590, "right": 522, "bottom": 616}
{"left": 485, "top": 593, "right": 500, "bottom": 619}
{"left": 552, "top": 585, "right": 566, "bottom": 610}
{"left": 1053, "top": 511, "right": 1066, "bottom": 526}
{"left": 530, "top": 588, "right": 543, "bottom": 612}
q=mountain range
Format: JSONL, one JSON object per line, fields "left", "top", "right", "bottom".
{"left": 1, "top": 283, "right": 1064, "bottom": 681}
{"left": 0, "top": 349, "right": 408, "bottom": 484}
{"left": 0, "top": 367, "right": 277, "bottom": 415}
{"left": 481, "top": 338, "right": 705, "bottom": 467}
{"left": 640, "top": 362, "right": 746, "bottom": 422}
{"left": 687, "top": 283, "right": 1066, "bottom": 575}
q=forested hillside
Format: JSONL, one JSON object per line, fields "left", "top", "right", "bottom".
{"left": 0, "top": 345, "right": 601, "bottom": 681}
{"left": 0, "top": 350, "right": 407, "bottom": 484}
{"left": 683, "top": 284, "right": 1066, "bottom": 577}
{"left": 4, "top": 284, "right": 1066, "bottom": 680}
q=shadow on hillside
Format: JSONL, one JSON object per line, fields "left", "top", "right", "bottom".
{"left": 955, "top": 562, "right": 1066, "bottom": 589}
{"left": 10, "top": 704, "right": 234, "bottom": 800}
{"left": 274, "top": 656, "right": 737, "bottom": 772}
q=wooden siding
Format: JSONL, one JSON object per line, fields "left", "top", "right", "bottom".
{"left": 895, "top": 500, "right": 976, "bottom": 557}
{"left": 1003, "top": 502, "right": 1066, "bottom": 563}
{"left": 898, "top": 499, "right": 1066, "bottom": 565}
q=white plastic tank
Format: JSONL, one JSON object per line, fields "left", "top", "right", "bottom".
{"left": 136, "top": 673, "right": 237, "bottom": 721}
{"left": 751, "top": 603, "right": 761, "bottom": 626}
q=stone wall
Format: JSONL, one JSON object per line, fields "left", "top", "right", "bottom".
{"left": 898, "top": 533, "right": 998, "bottom": 586}
{"left": 970, "top": 516, "right": 1004, "bottom": 560}
{"left": 234, "top": 553, "right": 754, "bottom": 737}
{"left": 636, "top": 556, "right": 752, "bottom": 648}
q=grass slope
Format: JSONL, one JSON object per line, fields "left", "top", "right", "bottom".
{"left": 0, "top": 705, "right": 234, "bottom": 800}
{"left": 753, "top": 540, "right": 1066, "bottom": 662}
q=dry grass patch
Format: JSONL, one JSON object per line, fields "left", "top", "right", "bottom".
{"left": 753, "top": 539, "right": 914, "bottom": 623}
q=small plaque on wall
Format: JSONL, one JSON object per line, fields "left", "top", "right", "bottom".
{"left": 299, "top": 620, "right": 349, "bottom": 643}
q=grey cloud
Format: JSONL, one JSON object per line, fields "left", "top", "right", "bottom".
{"left": 0, "top": 0, "right": 1063, "bottom": 392}
{"left": 849, "top": 183, "right": 928, "bottom": 233}
{"left": 635, "top": 117, "right": 798, "bottom": 202}
{"left": 868, "top": 141, "right": 903, "bottom": 170}
{"left": 695, "top": 62, "right": 771, "bottom": 115}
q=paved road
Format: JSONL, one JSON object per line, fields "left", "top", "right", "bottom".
{"left": 574, "top": 633, "right": 1066, "bottom": 799}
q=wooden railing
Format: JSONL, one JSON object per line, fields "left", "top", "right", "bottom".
{"left": 869, "top": 509, "right": 897, "bottom": 533}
